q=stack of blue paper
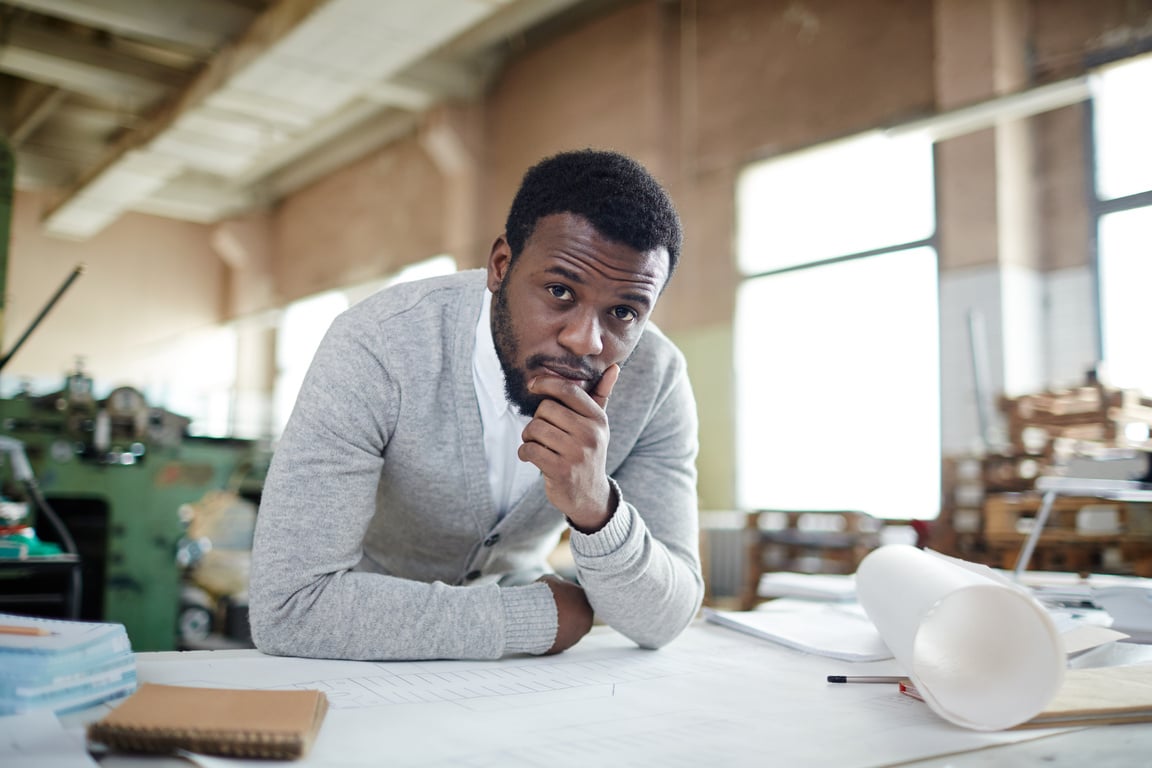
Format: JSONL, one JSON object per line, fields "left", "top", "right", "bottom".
{"left": 0, "top": 612, "right": 136, "bottom": 715}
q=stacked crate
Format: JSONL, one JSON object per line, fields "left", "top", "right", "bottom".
{"left": 1000, "top": 383, "right": 1152, "bottom": 465}
{"left": 973, "top": 383, "right": 1152, "bottom": 576}
{"left": 935, "top": 455, "right": 988, "bottom": 560}
{"left": 982, "top": 492, "right": 1152, "bottom": 574}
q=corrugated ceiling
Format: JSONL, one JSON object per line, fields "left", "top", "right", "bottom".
{"left": 0, "top": 0, "right": 616, "bottom": 239}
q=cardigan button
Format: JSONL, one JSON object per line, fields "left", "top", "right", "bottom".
{"left": 483, "top": 534, "right": 500, "bottom": 547}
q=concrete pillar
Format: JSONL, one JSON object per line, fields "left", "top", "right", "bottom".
{"left": 935, "top": 0, "right": 1048, "bottom": 454}
{"left": 419, "top": 105, "right": 483, "bottom": 268}
{"left": 211, "top": 214, "right": 277, "bottom": 438}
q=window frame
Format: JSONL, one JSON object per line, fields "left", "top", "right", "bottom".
{"left": 734, "top": 132, "right": 941, "bottom": 519}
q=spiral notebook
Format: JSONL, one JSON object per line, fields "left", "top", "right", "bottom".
{"left": 0, "top": 612, "right": 136, "bottom": 716}
{"left": 87, "top": 683, "right": 328, "bottom": 759}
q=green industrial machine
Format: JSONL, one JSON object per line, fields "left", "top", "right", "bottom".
{"left": 0, "top": 139, "right": 264, "bottom": 651}
{"left": 0, "top": 371, "right": 265, "bottom": 651}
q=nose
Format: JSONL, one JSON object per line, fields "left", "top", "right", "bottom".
{"left": 557, "top": 308, "right": 603, "bottom": 357}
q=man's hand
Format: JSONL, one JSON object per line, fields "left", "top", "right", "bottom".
{"left": 519, "top": 364, "right": 620, "bottom": 531}
{"left": 538, "top": 574, "right": 593, "bottom": 654}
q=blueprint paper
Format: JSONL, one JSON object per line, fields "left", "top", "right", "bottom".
{"left": 856, "top": 545, "right": 1065, "bottom": 730}
{"left": 121, "top": 626, "right": 1085, "bottom": 768}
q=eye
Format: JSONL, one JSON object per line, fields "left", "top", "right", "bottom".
{"left": 611, "top": 306, "right": 639, "bottom": 322}
{"left": 547, "top": 284, "right": 573, "bottom": 301}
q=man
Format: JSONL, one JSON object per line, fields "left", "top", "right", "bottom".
{"left": 249, "top": 149, "right": 703, "bottom": 660}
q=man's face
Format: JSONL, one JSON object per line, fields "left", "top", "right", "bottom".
{"left": 487, "top": 212, "right": 669, "bottom": 416}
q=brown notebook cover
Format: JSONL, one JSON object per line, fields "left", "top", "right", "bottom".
{"left": 87, "top": 683, "right": 329, "bottom": 759}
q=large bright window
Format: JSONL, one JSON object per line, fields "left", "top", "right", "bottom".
{"left": 132, "top": 326, "right": 239, "bottom": 438}
{"left": 272, "top": 255, "right": 457, "bottom": 435}
{"left": 737, "top": 132, "right": 936, "bottom": 272}
{"left": 273, "top": 290, "right": 349, "bottom": 435}
{"left": 1097, "top": 207, "right": 1152, "bottom": 393}
{"left": 1092, "top": 53, "right": 1152, "bottom": 395}
{"left": 1092, "top": 54, "right": 1152, "bottom": 202}
{"left": 735, "top": 132, "right": 940, "bottom": 520}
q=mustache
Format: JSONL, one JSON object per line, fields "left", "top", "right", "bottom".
{"left": 524, "top": 354, "right": 600, "bottom": 381}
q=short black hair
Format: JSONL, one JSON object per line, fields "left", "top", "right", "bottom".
{"left": 504, "top": 149, "right": 682, "bottom": 280}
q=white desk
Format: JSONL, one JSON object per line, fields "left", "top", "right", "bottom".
{"left": 65, "top": 620, "right": 1152, "bottom": 768}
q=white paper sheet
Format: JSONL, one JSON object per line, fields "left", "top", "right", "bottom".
{"left": 120, "top": 627, "right": 1081, "bottom": 768}
{"left": 0, "top": 710, "right": 98, "bottom": 768}
{"left": 703, "top": 601, "right": 892, "bottom": 661}
{"left": 856, "top": 545, "right": 1066, "bottom": 730}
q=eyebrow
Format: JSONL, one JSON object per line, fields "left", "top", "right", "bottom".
{"left": 543, "top": 265, "right": 656, "bottom": 310}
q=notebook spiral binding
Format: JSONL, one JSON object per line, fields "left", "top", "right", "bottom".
{"left": 87, "top": 725, "right": 308, "bottom": 759}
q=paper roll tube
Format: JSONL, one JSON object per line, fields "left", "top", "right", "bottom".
{"left": 856, "top": 545, "right": 1065, "bottom": 730}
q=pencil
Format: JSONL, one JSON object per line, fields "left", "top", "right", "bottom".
{"left": 826, "top": 675, "right": 906, "bottom": 684}
{"left": 0, "top": 624, "right": 55, "bottom": 637}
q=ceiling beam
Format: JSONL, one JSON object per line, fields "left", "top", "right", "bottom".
{"left": 31, "top": 0, "right": 623, "bottom": 238}
{"left": 42, "top": 0, "right": 331, "bottom": 232}
{"left": 12, "top": 146, "right": 79, "bottom": 188}
{"left": 0, "top": 23, "right": 187, "bottom": 103}
{"left": 231, "top": 98, "right": 401, "bottom": 187}
{"left": 2, "top": 0, "right": 258, "bottom": 52}
{"left": 6, "top": 83, "right": 68, "bottom": 146}
{"left": 396, "top": 58, "right": 494, "bottom": 102}
{"left": 133, "top": 172, "right": 262, "bottom": 223}
{"left": 262, "top": 109, "right": 420, "bottom": 200}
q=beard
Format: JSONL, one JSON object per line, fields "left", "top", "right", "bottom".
{"left": 491, "top": 279, "right": 601, "bottom": 416}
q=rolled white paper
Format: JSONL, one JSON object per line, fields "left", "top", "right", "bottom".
{"left": 856, "top": 545, "right": 1065, "bottom": 730}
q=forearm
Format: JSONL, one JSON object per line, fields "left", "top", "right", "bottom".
{"left": 568, "top": 486, "right": 703, "bottom": 649}
{"left": 249, "top": 556, "right": 557, "bottom": 660}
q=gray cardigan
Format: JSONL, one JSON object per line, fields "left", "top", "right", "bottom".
{"left": 249, "top": 269, "right": 703, "bottom": 660}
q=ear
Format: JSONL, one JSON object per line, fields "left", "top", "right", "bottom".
{"left": 487, "top": 235, "right": 513, "bottom": 293}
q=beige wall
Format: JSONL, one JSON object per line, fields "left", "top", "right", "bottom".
{"left": 274, "top": 139, "right": 448, "bottom": 301}
{"left": 484, "top": 1, "right": 677, "bottom": 228}
{"left": 5, "top": 189, "right": 224, "bottom": 388}
{"left": 5, "top": 0, "right": 1152, "bottom": 507}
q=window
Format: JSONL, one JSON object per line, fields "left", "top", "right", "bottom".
{"left": 273, "top": 290, "right": 349, "bottom": 435}
{"left": 272, "top": 255, "right": 458, "bottom": 436}
{"left": 1092, "top": 54, "right": 1152, "bottom": 202}
{"left": 735, "top": 131, "right": 940, "bottom": 520}
{"left": 136, "top": 326, "right": 239, "bottom": 438}
{"left": 1097, "top": 207, "right": 1152, "bottom": 394}
{"left": 165, "top": 327, "right": 239, "bottom": 437}
{"left": 1092, "top": 53, "right": 1152, "bottom": 395}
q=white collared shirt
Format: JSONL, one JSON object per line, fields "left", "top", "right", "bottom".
{"left": 473, "top": 289, "right": 541, "bottom": 518}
